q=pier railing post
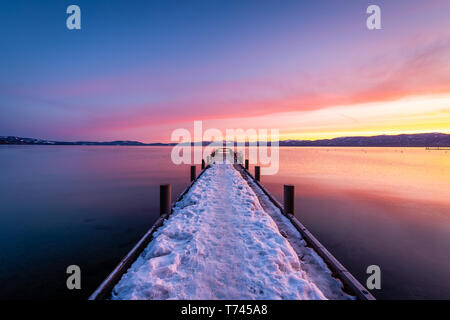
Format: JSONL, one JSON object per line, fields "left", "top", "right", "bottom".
{"left": 245, "top": 159, "right": 249, "bottom": 170}
{"left": 283, "top": 185, "right": 294, "bottom": 215}
{"left": 190, "top": 165, "right": 197, "bottom": 182}
{"left": 160, "top": 184, "right": 171, "bottom": 215}
{"left": 255, "top": 166, "right": 260, "bottom": 182}
{"left": 201, "top": 159, "right": 205, "bottom": 170}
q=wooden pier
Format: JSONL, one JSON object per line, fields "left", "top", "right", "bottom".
{"left": 425, "top": 147, "right": 450, "bottom": 150}
{"left": 89, "top": 148, "right": 375, "bottom": 300}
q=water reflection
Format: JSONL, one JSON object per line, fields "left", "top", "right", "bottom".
{"left": 0, "top": 146, "right": 448, "bottom": 299}
{"left": 258, "top": 147, "right": 450, "bottom": 299}
{"left": 0, "top": 146, "right": 192, "bottom": 299}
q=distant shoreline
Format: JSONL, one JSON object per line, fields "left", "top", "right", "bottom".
{"left": 1, "top": 132, "right": 449, "bottom": 148}
{"left": 1, "top": 145, "right": 449, "bottom": 149}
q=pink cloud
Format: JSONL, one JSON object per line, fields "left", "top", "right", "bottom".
{"left": 88, "top": 39, "right": 450, "bottom": 129}
{"left": 10, "top": 37, "right": 450, "bottom": 142}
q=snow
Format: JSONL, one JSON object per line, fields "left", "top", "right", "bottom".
{"left": 237, "top": 166, "right": 354, "bottom": 300}
{"left": 111, "top": 163, "right": 350, "bottom": 300}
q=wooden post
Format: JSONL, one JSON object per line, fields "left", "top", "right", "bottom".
{"left": 201, "top": 159, "right": 205, "bottom": 169}
{"left": 160, "top": 184, "right": 171, "bottom": 215}
{"left": 245, "top": 159, "right": 249, "bottom": 170}
{"left": 284, "top": 185, "right": 294, "bottom": 215}
{"left": 190, "top": 165, "right": 196, "bottom": 182}
{"left": 255, "top": 166, "right": 260, "bottom": 182}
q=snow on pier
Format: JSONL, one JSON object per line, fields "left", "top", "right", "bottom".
{"left": 111, "top": 163, "right": 352, "bottom": 300}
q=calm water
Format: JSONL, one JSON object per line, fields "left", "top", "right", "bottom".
{"left": 259, "top": 147, "right": 450, "bottom": 299}
{"left": 0, "top": 146, "right": 189, "bottom": 299}
{"left": 0, "top": 146, "right": 449, "bottom": 299}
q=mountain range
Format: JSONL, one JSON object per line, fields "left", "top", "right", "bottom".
{"left": 1, "top": 133, "right": 449, "bottom": 147}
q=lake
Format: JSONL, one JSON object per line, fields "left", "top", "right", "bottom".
{"left": 0, "top": 146, "right": 449, "bottom": 299}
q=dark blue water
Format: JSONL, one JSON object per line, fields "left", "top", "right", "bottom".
{"left": 0, "top": 146, "right": 190, "bottom": 299}
{"left": 1, "top": 146, "right": 449, "bottom": 299}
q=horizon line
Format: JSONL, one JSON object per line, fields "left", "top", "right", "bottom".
{"left": 1, "top": 131, "right": 449, "bottom": 145}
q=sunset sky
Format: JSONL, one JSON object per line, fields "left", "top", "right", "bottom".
{"left": 1, "top": 0, "right": 449, "bottom": 142}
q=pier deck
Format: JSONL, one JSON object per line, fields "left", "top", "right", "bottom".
{"left": 90, "top": 156, "right": 374, "bottom": 300}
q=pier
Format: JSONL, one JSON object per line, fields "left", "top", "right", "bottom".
{"left": 425, "top": 147, "right": 450, "bottom": 150}
{"left": 89, "top": 148, "right": 374, "bottom": 300}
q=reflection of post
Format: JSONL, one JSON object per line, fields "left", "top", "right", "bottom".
{"left": 245, "top": 159, "right": 249, "bottom": 170}
{"left": 283, "top": 185, "right": 294, "bottom": 215}
{"left": 255, "top": 166, "right": 260, "bottom": 182}
{"left": 160, "top": 185, "right": 171, "bottom": 215}
{"left": 190, "top": 166, "right": 196, "bottom": 182}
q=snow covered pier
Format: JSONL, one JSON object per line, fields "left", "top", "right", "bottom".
{"left": 90, "top": 151, "right": 374, "bottom": 300}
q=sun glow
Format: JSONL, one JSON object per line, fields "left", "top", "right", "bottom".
{"left": 201, "top": 93, "right": 450, "bottom": 141}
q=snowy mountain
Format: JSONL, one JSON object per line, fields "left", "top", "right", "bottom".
{"left": 1, "top": 133, "right": 449, "bottom": 147}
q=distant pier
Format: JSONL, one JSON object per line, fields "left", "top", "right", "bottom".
{"left": 425, "top": 147, "right": 450, "bottom": 150}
